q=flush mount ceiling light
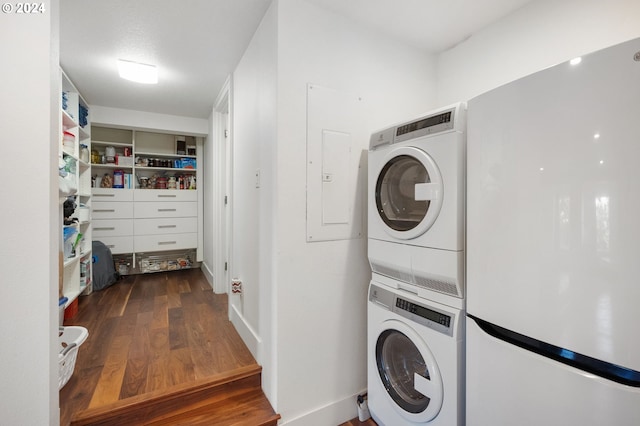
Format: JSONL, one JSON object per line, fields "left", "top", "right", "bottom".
{"left": 117, "top": 59, "right": 158, "bottom": 84}
{"left": 569, "top": 57, "right": 582, "bottom": 66}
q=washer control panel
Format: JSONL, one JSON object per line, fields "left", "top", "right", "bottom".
{"left": 395, "top": 297, "right": 451, "bottom": 328}
{"left": 370, "top": 283, "right": 454, "bottom": 336}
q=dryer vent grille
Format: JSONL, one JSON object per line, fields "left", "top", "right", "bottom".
{"left": 414, "top": 275, "right": 460, "bottom": 297}
{"left": 371, "top": 263, "right": 413, "bottom": 284}
{"left": 371, "top": 262, "right": 460, "bottom": 297}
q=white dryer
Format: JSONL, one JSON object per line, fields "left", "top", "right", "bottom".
{"left": 368, "top": 103, "right": 466, "bottom": 306}
{"left": 368, "top": 280, "right": 464, "bottom": 426}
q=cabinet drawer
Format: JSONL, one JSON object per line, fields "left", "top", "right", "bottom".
{"left": 134, "top": 189, "right": 197, "bottom": 202}
{"left": 134, "top": 233, "right": 197, "bottom": 253}
{"left": 134, "top": 202, "right": 197, "bottom": 219}
{"left": 93, "top": 219, "right": 134, "bottom": 237}
{"left": 92, "top": 202, "right": 134, "bottom": 219}
{"left": 95, "top": 236, "right": 133, "bottom": 254}
{"left": 92, "top": 188, "right": 134, "bottom": 202}
{"left": 134, "top": 217, "right": 198, "bottom": 236}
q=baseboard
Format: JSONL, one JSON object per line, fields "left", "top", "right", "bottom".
{"left": 200, "top": 262, "right": 214, "bottom": 288}
{"left": 280, "top": 390, "right": 364, "bottom": 426}
{"left": 229, "top": 303, "right": 261, "bottom": 361}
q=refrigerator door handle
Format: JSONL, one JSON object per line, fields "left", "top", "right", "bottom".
{"left": 467, "top": 314, "right": 640, "bottom": 388}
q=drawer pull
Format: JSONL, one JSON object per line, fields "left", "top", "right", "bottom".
{"left": 94, "top": 227, "right": 115, "bottom": 231}
{"left": 158, "top": 225, "right": 177, "bottom": 229}
{"left": 158, "top": 241, "right": 177, "bottom": 245}
{"left": 158, "top": 208, "right": 177, "bottom": 212}
{"left": 158, "top": 194, "right": 177, "bottom": 198}
{"left": 94, "top": 209, "right": 115, "bottom": 213}
{"left": 94, "top": 194, "right": 115, "bottom": 197}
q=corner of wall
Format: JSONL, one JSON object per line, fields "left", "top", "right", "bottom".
{"left": 229, "top": 302, "right": 262, "bottom": 360}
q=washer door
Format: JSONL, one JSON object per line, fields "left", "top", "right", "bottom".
{"left": 375, "top": 146, "right": 443, "bottom": 240}
{"left": 375, "top": 319, "right": 444, "bottom": 423}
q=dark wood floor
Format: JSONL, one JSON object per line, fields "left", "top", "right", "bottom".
{"left": 339, "top": 417, "right": 377, "bottom": 426}
{"left": 59, "top": 268, "right": 257, "bottom": 426}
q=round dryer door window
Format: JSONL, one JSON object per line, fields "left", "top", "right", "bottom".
{"left": 375, "top": 320, "right": 443, "bottom": 423}
{"left": 375, "top": 146, "right": 443, "bottom": 240}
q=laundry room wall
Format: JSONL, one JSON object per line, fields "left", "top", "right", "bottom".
{"left": 436, "top": 0, "right": 640, "bottom": 105}
{"left": 231, "top": 0, "right": 278, "bottom": 399}
{"left": 273, "top": 0, "right": 437, "bottom": 424}
{"left": 232, "top": 0, "right": 438, "bottom": 424}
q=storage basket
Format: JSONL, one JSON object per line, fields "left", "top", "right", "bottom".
{"left": 58, "top": 326, "right": 88, "bottom": 389}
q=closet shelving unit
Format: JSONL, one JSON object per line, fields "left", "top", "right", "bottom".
{"left": 60, "top": 69, "right": 92, "bottom": 306}
{"left": 91, "top": 126, "right": 202, "bottom": 275}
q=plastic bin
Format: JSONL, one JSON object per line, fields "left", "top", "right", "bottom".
{"left": 58, "top": 326, "right": 88, "bottom": 389}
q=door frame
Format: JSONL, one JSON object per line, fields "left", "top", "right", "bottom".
{"left": 212, "top": 76, "right": 232, "bottom": 295}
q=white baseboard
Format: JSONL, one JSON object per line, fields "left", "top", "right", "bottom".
{"left": 280, "top": 390, "right": 364, "bottom": 426}
{"left": 229, "top": 303, "right": 261, "bottom": 360}
{"left": 200, "top": 262, "right": 214, "bottom": 288}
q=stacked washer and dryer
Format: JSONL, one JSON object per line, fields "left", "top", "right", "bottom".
{"left": 366, "top": 103, "right": 467, "bottom": 426}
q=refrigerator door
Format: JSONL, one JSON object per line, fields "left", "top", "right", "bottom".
{"left": 466, "top": 318, "right": 640, "bottom": 426}
{"left": 467, "top": 37, "right": 640, "bottom": 373}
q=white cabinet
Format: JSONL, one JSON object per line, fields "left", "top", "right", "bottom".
{"left": 134, "top": 217, "right": 198, "bottom": 235}
{"left": 90, "top": 127, "right": 203, "bottom": 274}
{"left": 59, "top": 69, "right": 92, "bottom": 308}
{"left": 134, "top": 201, "right": 198, "bottom": 218}
{"left": 93, "top": 219, "right": 134, "bottom": 237}
{"left": 134, "top": 233, "right": 198, "bottom": 253}
{"left": 91, "top": 189, "right": 134, "bottom": 255}
{"left": 92, "top": 202, "right": 135, "bottom": 220}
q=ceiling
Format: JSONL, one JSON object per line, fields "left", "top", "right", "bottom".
{"left": 60, "top": 0, "right": 533, "bottom": 119}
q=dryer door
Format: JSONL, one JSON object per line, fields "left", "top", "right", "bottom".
{"left": 375, "top": 319, "right": 444, "bottom": 423}
{"left": 375, "top": 146, "right": 443, "bottom": 240}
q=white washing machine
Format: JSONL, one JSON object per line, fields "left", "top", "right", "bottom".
{"left": 368, "top": 280, "right": 464, "bottom": 426}
{"left": 368, "top": 103, "right": 466, "bottom": 306}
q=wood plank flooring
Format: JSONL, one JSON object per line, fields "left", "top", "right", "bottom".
{"left": 60, "top": 268, "right": 257, "bottom": 426}
{"left": 340, "top": 419, "right": 377, "bottom": 426}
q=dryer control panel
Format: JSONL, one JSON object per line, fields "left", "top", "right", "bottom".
{"left": 369, "top": 102, "right": 466, "bottom": 150}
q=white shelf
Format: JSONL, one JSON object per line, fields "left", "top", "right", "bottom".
{"left": 62, "top": 149, "right": 78, "bottom": 161}
{"left": 92, "top": 163, "right": 133, "bottom": 169}
{"left": 135, "top": 166, "right": 197, "bottom": 172}
{"left": 64, "top": 289, "right": 82, "bottom": 307}
{"left": 63, "top": 255, "right": 79, "bottom": 268}
{"left": 136, "top": 151, "right": 197, "bottom": 159}
{"left": 62, "top": 110, "right": 76, "bottom": 129}
{"left": 92, "top": 140, "right": 133, "bottom": 147}
{"left": 60, "top": 67, "right": 92, "bottom": 316}
{"left": 78, "top": 159, "right": 90, "bottom": 171}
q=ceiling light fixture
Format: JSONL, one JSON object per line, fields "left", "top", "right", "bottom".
{"left": 117, "top": 59, "right": 158, "bottom": 84}
{"left": 569, "top": 57, "right": 582, "bottom": 66}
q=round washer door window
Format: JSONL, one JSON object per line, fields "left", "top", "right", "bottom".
{"left": 375, "top": 319, "right": 443, "bottom": 423}
{"left": 375, "top": 146, "right": 443, "bottom": 240}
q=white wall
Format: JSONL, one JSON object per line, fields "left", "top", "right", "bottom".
{"left": 0, "top": 1, "right": 60, "bottom": 424}
{"left": 90, "top": 105, "right": 208, "bottom": 136}
{"left": 437, "top": 0, "right": 640, "bottom": 105}
{"left": 231, "top": 0, "right": 436, "bottom": 423}
{"left": 233, "top": 1, "right": 640, "bottom": 424}
{"left": 231, "top": 0, "right": 279, "bottom": 400}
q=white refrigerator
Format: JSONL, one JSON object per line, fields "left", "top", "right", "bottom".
{"left": 466, "top": 37, "right": 640, "bottom": 425}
